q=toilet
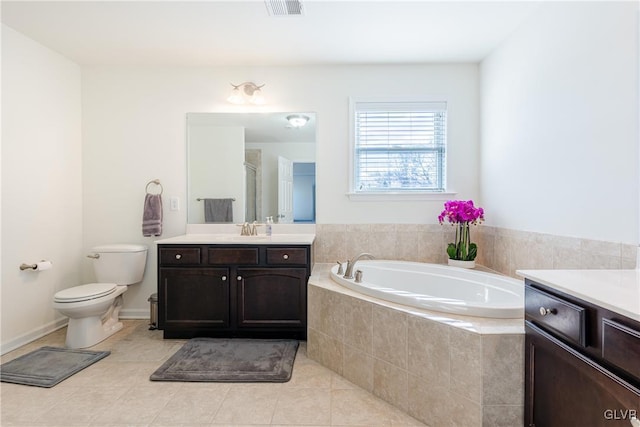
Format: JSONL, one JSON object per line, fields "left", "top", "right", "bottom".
{"left": 53, "top": 244, "right": 148, "bottom": 349}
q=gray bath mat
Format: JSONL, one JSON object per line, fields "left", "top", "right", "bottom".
{"left": 150, "top": 338, "right": 298, "bottom": 382}
{"left": 0, "top": 346, "right": 110, "bottom": 388}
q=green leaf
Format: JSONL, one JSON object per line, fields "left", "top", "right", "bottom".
{"left": 466, "top": 243, "right": 478, "bottom": 261}
{"left": 446, "top": 243, "right": 457, "bottom": 260}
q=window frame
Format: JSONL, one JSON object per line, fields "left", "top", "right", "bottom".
{"left": 347, "top": 97, "right": 456, "bottom": 201}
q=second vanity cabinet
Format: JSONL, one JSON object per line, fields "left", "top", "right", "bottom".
{"left": 157, "top": 243, "right": 313, "bottom": 339}
{"left": 524, "top": 279, "right": 640, "bottom": 426}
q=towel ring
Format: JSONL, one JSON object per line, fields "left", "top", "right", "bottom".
{"left": 145, "top": 179, "right": 163, "bottom": 195}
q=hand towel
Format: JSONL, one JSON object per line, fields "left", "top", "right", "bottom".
{"left": 204, "top": 198, "right": 233, "bottom": 223}
{"left": 142, "top": 194, "right": 163, "bottom": 236}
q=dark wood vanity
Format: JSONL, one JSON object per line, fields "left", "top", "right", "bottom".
{"left": 157, "top": 242, "right": 313, "bottom": 340}
{"left": 524, "top": 278, "right": 640, "bottom": 426}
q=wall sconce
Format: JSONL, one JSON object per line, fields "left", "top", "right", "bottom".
{"left": 227, "top": 82, "right": 265, "bottom": 105}
{"left": 286, "top": 114, "right": 309, "bottom": 128}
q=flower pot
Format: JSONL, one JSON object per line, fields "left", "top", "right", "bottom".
{"left": 448, "top": 259, "right": 476, "bottom": 269}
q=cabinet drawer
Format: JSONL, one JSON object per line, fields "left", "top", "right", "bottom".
{"left": 208, "top": 248, "right": 258, "bottom": 265}
{"left": 525, "top": 286, "right": 587, "bottom": 347}
{"left": 266, "top": 247, "right": 308, "bottom": 265}
{"left": 160, "top": 247, "right": 201, "bottom": 265}
{"left": 602, "top": 318, "right": 640, "bottom": 382}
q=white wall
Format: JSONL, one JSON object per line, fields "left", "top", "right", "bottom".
{"left": 480, "top": 2, "right": 639, "bottom": 244}
{"left": 188, "top": 124, "right": 245, "bottom": 223}
{"left": 1, "top": 25, "right": 83, "bottom": 352}
{"left": 81, "top": 64, "right": 480, "bottom": 314}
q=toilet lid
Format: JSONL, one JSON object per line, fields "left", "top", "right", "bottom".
{"left": 54, "top": 283, "right": 118, "bottom": 303}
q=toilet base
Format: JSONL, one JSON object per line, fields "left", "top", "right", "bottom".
{"left": 64, "top": 294, "right": 125, "bottom": 349}
{"left": 66, "top": 317, "right": 123, "bottom": 348}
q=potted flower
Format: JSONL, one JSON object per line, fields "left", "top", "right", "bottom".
{"left": 438, "top": 200, "right": 484, "bottom": 268}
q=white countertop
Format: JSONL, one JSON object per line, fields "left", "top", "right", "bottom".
{"left": 517, "top": 269, "right": 640, "bottom": 322}
{"left": 155, "top": 233, "right": 315, "bottom": 245}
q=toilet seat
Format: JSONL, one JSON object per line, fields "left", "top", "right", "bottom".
{"left": 54, "top": 283, "right": 118, "bottom": 303}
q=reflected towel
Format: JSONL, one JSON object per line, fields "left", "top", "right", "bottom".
{"left": 204, "top": 199, "right": 233, "bottom": 223}
{"left": 142, "top": 194, "right": 163, "bottom": 236}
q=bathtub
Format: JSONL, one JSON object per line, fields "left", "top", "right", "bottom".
{"left": 330, "top": 260, "right": 524, "bottom": 318}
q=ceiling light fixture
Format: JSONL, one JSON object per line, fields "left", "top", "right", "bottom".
{"left": 227, "top": 82, "right": 266, "bottom": 105}
{"left": 286, "top": 114, "right": 309, "bottom": 128}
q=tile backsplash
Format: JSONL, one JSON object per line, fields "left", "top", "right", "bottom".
{"left": 314, "top": 224, "right": 637, "bottom": 278}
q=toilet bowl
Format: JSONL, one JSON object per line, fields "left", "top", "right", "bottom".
{"left": 53, "top": 244, "right": 147, "bottom": 349}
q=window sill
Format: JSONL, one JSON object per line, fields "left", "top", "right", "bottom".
{"left": 346, "top": 191, "right": 457, "bottom": 201}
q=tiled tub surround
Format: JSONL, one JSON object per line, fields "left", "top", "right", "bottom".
{"left": 314, "top": 224, "right": 638, "bottom": 277}
{"left": 308, "top": 264, "right": 525, "bottom": 427}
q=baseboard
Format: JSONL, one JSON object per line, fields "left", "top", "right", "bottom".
{"left": 119, "top": 308, "right": 150, "bottom": 320}
{"left": 0, "top": 317, "right": 68, "bottom": 356}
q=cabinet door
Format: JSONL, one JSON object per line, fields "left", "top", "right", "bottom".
{"left": 236, "top": 267, "right": 307, "bottom": 329}
{"left": 159, "top": 268, "right": 230, "bottom": 329}
{"left": 526, "top": 322, "right": 640, "bottom": 426}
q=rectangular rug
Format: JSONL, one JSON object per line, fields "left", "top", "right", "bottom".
{"left": 0, "top": 346, "right": 110, "bottom": 388}
{"left": 150, "top": 338, "right": 298, "bottom": 383}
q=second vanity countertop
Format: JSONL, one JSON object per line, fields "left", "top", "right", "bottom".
{"left": 517, "top": 268, "right": 640, "bottom": 322}
{"left": 155, "top": 233, "right": 316, "bottom": 245}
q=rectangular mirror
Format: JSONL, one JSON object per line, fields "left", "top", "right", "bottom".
{"left": 187, "top": 112, "right": 316, "bottom": 224}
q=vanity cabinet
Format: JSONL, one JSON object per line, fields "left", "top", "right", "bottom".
{"left": 160, "top": 268, "right": 230, "bottom": 329}
{"left": 525, "top": 280, "right": 640, "bottom": 426}
{"left": 157, "top": 243, "right": 312, "bottom": 339}
{"left": 236, "top": 267, "right": 308, "bottom": 329}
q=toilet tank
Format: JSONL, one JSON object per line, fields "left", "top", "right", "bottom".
{"left": 91, "top": 244, "right": 148, "bottom": 285}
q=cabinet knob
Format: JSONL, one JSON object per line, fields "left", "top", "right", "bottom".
{"left": 221, "top": 276, "right": 227, "bottom": 281}
{"left": 175, "top": 254, "right": 182, "bottom": 260}
{"left": 237, "top": 275, "right": 242, "bottom": 281}
{"left": 283, "top": 254, "right": 289, "bottom": 260}
{"left": 539, "top": 307, "right": 557, "bottom": 316}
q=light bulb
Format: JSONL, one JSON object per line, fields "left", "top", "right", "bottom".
{"left": 250, "top": 88, "right": 265, "bottom": 105}
{"left": 227, "top": 87, "right": 244, "bottom": 104}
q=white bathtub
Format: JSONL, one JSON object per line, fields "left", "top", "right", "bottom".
{"left": 330, "top": 260, "right": 524, "bottom": 319}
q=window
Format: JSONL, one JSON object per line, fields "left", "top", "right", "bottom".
{"left": 350, "top": 100, "right": 447, "bottom": 195}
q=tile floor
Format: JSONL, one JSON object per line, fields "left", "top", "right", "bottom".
{"left": 0, "top": 320, "right": 425, "bottom": 426}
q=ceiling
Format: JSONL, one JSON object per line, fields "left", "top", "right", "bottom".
{"left": 1, "top": 1, "right": 540, "bottom": 66}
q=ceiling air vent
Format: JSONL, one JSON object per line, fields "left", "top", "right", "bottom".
{"left": 265, "top": 0, "right": 304, "bottom": 16}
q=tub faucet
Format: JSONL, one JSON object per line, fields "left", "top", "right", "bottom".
{"left": 343, "top": 253, "right": 375, "bottom": 279}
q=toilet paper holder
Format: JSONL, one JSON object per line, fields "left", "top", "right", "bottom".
{"left": 19, "top": 260, "right": 52, "bottom": 271}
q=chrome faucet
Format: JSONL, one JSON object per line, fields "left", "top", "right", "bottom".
{"left": 343, "top": 253, "right": 375, "bottom": 279}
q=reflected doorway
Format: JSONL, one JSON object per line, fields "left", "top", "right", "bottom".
{"left": 293, "top": 162, "right": 316, "bottom": 223}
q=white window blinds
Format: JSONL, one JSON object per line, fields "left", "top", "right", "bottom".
{"left": 353, "top": 101, "right": 447, "bottom": 193}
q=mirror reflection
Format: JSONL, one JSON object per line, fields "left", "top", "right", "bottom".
{"left": 187, "top": 112, "right": 316, "bottom": 224}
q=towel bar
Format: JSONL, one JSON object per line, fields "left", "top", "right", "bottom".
{"left": 196, "top": 198, "right": 236, "bottom": 201}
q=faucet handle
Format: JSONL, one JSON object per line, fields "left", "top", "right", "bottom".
{"left": 239, "top": 222, "right": 250, "bottom": 236}
{"left": 336, "top": 261, "right": 344, "bottom": 275}
{"left": 354, "top": 270, "right": 363, "bottom": 283}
